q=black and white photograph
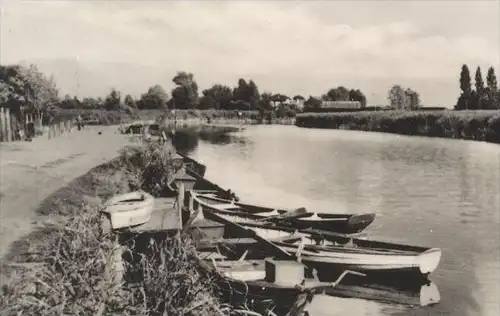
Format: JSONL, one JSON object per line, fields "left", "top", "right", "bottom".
{"left": 0, "top": 1, "right": 499, "bottom": 315}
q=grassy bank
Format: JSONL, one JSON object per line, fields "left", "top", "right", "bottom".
{"left": 0, "top": 142, "right": 245, "bottom": 315}
{"left": 296, "top": 110, "right": 500, "bottom": 144}
{"left": 51, "top": 108, "right": 295, "bottom": 126}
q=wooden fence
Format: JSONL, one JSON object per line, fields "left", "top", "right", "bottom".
{"left": 0, "top": 107, "right": 13, "bottom": 142}
{"left": 0, "top": 107, "right": 72, "bottom": 142}
{"left": 47, "top": 120, "right": 72, "bottom": 139}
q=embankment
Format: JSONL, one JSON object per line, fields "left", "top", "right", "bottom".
{"left": 0, "top": 142, "right": 234, "bottom": 315}
{"left": 295, "top": 110, "right": 500, "bottom": 144}
{"left": 53, "top": 108, "right": 295, "bottom": 126}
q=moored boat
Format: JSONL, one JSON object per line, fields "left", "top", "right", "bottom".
{"left": 176, "top": 151, "right": 207, "bottom": 178}
{"left": 189, "top": 191, "right": 375, "bottom": 234}
{"left": 196, "top": 252, "right": 364, "bottom": 315}
{"left": 101, "top": 191, "right": 155, "bottom": 230}
{"left": 188, "top": 191, "right": 442, "bottom": 277}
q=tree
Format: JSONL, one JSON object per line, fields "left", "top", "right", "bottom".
{"left": 199, "top": 84, "right": 233, "bottom": 110}
{"left": 487, "top": 67, "right": 498, "bottom": 91}
{"left": 124, "top": 94, "right": 137, "bottom": 109}
{"left": 0, "top": 64, "right": 59, "bottom": 123}
{"left": 247, "top": 80, "right": 260, "bottom": 110}
{"left": 456, "top": 64, "right": 473, "bottom": 110}
{"left": 325, "top": 86, "right": 350, "bottom": 101}
{"left": 404, "top": 88, "right": 420, "bottom": 109}
{"left": 138, "top": 85, "right": 168, "bottom": 109}
{"left": 349, "top": 89, "right": 367, "bottom": 108}
{"left": 233, "top": 78, "right": 260, "bottom": 110}
{"left": 388, "top": 85, "right": 408, "bottom": 109}
{"left": 460, "top": 64, "right": 472, "bottom": 94}
{"left": 104, "top": 88, "right": 121, "bottom": 111}
{"left": 475, "top": 67, "right": 484, "bottom": 93}
{"left": 233, "top": 79, "right": 248, "bottom": 102}
{"left": 169, "top": 72, "right": 198, "bottom": 109}
{"left": 303, "top": 96, "right": 322, "bottom": 111}
{"left": 292, "top": 95, "right": 305, "bottom": 101}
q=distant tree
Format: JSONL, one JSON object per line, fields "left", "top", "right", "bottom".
{"left": 325, "top": 86, "right": 350, "bottom": 101}
{"left": 81, "top": 97, "right": 101, "bottom": 109}
{"left": 138, "top": 85, "right": 168, "bottom": 109}
{"left": 404, "top": 88, "right": 420, "bottom": 109}
{"left": 303, "top": 96, "right": 322, "bottom": 111}
{"left": 199, "top": 84, "right": 233, "bottom": 110}
{"left": 104, "top": 88, "right": 121, "bottom": 111}
{"left": 460, "top": 64, "right": 472, "bottom": 94}
{"left": 270, "top": 93, "right": 290, "bottom": 103}
{"left": 247, "top": 80, "right": 260, "bottom": 110}
{"left": 169, "top": 72, "right": 198, "bottom": 109}
{"left": 233, "top": 79, "right": 248, "bottom": 102}
{"left": 388, "top": 85, "right": 408, "bottom": 109}
{"left": 349, "top": 89, "right": 367, "bottom": 107}
{"left": 486, "top": 67, "right": 498, "bottom": 91}
{"left": 475, "top": 67, "right": 484, "bottom": 92}
{"left": 485, "top": 67, "right": 500, "bottom": 109}
{"left": 124, "top": 94, "right": 137, "bottom": 109}
{"left": 292, "top": 95, "right": 305, "bottom": 101}
{"left": 233, "top": 79, "right": 260, "bottom": 110}
{"left": 456, "top": 64, "right": 473, "bottom": 110}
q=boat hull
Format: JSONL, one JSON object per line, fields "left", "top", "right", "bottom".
{"left": 197, "top": 194, "right": 375, "bottom": 234}
{"left": 102, "top": 191, "right": 155, "bottom": 230}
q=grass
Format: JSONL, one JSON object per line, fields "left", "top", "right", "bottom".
{"left": 296, "top": 109, "right": 500, "bottom": 144}
{"left": 0, "top": 141, "right": 262, "bottom": 316}
{"left": 51, "top": 108, "right": 296, "bottom": 127}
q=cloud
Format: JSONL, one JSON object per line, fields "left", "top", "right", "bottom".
{"left": 1, "top": 0, "right": 498, "bottom": 106}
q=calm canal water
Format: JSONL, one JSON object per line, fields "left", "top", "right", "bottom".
{"left": 180, "top": 125, "right": 500, "bottom": 316}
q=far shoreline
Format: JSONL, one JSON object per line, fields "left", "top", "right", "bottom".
{"left": 295, "top": 109, "right": 500, "bottom": 145}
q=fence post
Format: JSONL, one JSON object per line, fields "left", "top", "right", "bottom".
{"left": 5, "top": 108, "right": 12, "bottom": 142}
{"left": 0, "top": 108, "right": 5, "bottom": 142}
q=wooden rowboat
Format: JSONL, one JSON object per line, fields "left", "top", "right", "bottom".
{"left": 196, "top": 252, "right": 364, "bottom": 315}
{"left": 189, "top": 191, "right": 442, "bottom": 277}
{"left": 189, "top": 191, "right": 375, "bottom": 234}
{"left": 101, "top": 191, "right": 155, "bottom": 230}
{"left": 176, "top": 151, "right": 207, "bottom": 178}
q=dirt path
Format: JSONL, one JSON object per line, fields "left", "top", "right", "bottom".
{"left": 0, "top": 126, "right": 132, "bottom": 261}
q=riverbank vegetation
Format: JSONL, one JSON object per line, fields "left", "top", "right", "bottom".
{"left": 0, "top": 142, "right": 260, "bottom": 315}
{"left": 296, "top": 110, "right": 500, "bottom": 143}
{"left": 297, "top": 65, "right": 500, "bottom": 143}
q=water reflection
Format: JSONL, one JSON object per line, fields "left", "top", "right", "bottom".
{"left": 173, "top": 126, "right": 500, "bottom": 316}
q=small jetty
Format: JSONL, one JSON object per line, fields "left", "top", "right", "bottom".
{"left": 100, "top": 151, "right": 442, "bottom": 315}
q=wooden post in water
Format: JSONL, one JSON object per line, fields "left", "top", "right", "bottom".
{"left": 176, "top": 180, "right": 185, "bottom": 230}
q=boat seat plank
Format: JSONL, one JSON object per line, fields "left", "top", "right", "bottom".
{"left": 211, "top": 203, "right": 239, "bottom": 210}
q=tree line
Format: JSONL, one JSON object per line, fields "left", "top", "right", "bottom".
{"left": 0, "top": 64, "right": 372, "bottom": 119}
{"left": 455, "top": 65, "right": 499, "bottom": 110}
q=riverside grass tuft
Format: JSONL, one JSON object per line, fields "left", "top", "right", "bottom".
{"left": 0, "top": 142, "right": 262, "bottom": 316}
{"left": 296, "top": 110, "right": 500, "bottom": 143}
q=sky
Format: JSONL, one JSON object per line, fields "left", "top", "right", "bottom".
{"left": 1, "top": 0, "right": 499, "bottom": 106}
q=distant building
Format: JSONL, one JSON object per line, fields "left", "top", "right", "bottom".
{"left": 320, "top": 101, "right": 362, "bottom": 109}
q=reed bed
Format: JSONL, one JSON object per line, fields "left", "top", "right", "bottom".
{"left": 0, "top": 142, "right": 266, "bottom": 316}
{"left": 296, "top": 110, "right": 500, "bottom": 143}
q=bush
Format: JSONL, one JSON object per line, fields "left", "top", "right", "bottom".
{"left": 295, "top": 110, "right": 500, "bottom": 143}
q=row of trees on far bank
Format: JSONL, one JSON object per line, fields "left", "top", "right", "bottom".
{"left": 302, "top": 87, "right": 367, "bottom": 112}
{"left": 456, "top": 65, "right": 499, "bottom": 110}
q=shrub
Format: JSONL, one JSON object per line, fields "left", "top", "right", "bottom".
{"left": 295, "top": 110, "right": 500, "bottom": 143}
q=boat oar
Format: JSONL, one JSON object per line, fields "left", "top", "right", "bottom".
{"left": 258, "top": 207, "right": 308, "bottom": 222}
{"left": 310, "top": 270, "right": 366, "bottom": 293}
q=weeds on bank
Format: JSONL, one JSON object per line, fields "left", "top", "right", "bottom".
{"left": 0, "top": 141, "right": 247, "bottom": 316}
{"left": 296, "top": 110, "right": 500, "bottom": 143}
